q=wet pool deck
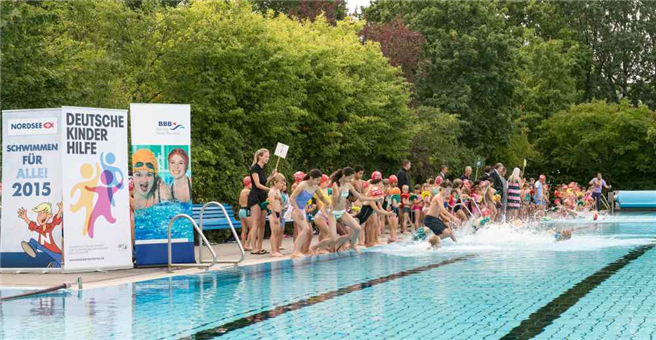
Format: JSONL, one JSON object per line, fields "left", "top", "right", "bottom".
{"left": 0, "top": 233, "right": 395, "bottom": 290}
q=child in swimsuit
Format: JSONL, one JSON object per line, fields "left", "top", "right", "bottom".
{"left": 239, "top": 176, "right": 252, "bottom": 251}
{"left": 411, "top": 184, "right": 423, "bottom": 231}
{"left": 267, "top": 173, "right": 286, "bottom": 257}
{"left": 401, "top": 185, "right": 412, "bottom": 234}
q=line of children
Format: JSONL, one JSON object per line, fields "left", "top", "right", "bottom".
{"left": 236, "top": 160, "right": 610, "bottom": 257}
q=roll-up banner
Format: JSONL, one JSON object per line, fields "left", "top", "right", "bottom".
{"left": 60, "top": 107, "right": 132, "bottom": 271}
{"left": 1, "top": 109, "right": 63, "bottom": 269}
{"left": 130, "top": 104, "right": 194, "bottom": 266}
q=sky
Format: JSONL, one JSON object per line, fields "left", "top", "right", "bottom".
{"left": 347, "top": 0, "right": 372, "bottom": 15}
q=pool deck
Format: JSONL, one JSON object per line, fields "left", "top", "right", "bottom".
{"left": 0, "top": 233, "right": 395, "bottom": 290}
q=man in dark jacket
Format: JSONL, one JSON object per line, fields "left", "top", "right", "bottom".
{"left": 397, "top": 159, "right": 411, "bottom": 227}
{"left": 397, "top": 159, "right": 411, "bottom": 192}
{"left": 489, "top": 163, "right": 505, "bottom": 196}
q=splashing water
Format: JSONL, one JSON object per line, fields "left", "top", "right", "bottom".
{"left": 370, "top": 214, "right": 656, "bottom": 257}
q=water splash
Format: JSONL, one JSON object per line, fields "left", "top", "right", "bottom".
{"left": 370, "top": 214, "right": 656, "bottom": 257}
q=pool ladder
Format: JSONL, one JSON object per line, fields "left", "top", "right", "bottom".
{"left": 167, "top": 202, "right": 245, "bottom": 273}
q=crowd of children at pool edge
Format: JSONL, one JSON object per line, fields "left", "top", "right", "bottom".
{"left": 238, "top": 149, "right": 612, "bottom": 258}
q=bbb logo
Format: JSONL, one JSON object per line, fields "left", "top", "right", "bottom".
{"left": 158, "top": 121, "right": 186, "bottom": 131}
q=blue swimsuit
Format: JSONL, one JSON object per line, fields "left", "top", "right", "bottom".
{"left": 296, "top": 189, "right": 314, "bottom": 210}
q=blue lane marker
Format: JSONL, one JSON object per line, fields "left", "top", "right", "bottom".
{"left": 185, "top": 255, "right": 475, "bottom": 339}
{"left": 500, "top": 242, "right": 656, "bottom": 340}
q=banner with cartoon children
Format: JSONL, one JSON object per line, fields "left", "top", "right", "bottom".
{"left": 60, "top": 107, "right": 132, "bottom": 271}
{"left": 130, "top": 104, "right": 194, "bottom": 266}
{"left": 1, "top": 109, "right": 64, "bottom": 269}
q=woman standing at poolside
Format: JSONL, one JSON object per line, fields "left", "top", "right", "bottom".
{"left": 506, "top": 168, "right": 522, "bottom": 221}
{"left": 330, "top": 167, "right": 383, "bottom": 255}
{"left": 290, "top": 169, "right": 332, "bottom": 258}
{"left": 132, "top": 149, "right": 172, "bottom": 209}
{"left": 167, "top": 148, "right": 192, "bottom": 203}
{"left": 247, "top": 148, "right": 276, "bottom": 255}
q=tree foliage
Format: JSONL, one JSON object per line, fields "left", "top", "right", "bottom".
{"left": 537, "top": 100, "right": 656, "bottom": 189}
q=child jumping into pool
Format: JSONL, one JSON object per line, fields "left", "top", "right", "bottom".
{"left": 420, "top": 180, "right": 458, "bottom": 248}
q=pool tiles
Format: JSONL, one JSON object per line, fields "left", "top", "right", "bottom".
{"left": 206, "top": 248, "right": 633, "bottom": 340}
{"left": 534, "top": 246, "right": 656, "bottom": 340}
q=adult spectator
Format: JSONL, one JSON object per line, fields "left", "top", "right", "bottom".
{"left": 589, "top": 173, "right": 611, "bottom": 211}
{"left": 489, "top": 163, "right": 505, "bottom": 197}
{"left": 461, "top": 166, "right": 472, "bottom": 181}
{"left": 396, "top": 159, "right": 411, "bottom": 192}
{"left": 397, "top": 159, "right": 411, "bottom": 226}
{"left": 479, "top": 166, "right": 492, "bottom": 182}
{"left": 247, "top": 148, "right": 276, "bottom": 255}
{"left": 438, "top": 165, "right": 448, "bottom": 181}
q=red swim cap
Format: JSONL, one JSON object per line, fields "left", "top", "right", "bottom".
{"left": 294, "top": 171, "right": 305, "bottom": 183}
{"left": 242, "top": 176, "right": 251, "bottom": 187}
{"left": 435, "top": 176, "right": 443, "bottom": 186}
{"left": 371, "top": 171, "right": 382, "bottom": 181}
{"left": 388, "top": 175, "right": 398, "bottom": 183}
{"left": 320, "top": 174, "right": 330, "bottom": 184}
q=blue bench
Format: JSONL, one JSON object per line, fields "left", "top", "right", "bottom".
{"left": 192, "top": 203, "right": 242, "bottom": 231}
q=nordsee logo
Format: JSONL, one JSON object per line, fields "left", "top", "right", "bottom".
{"left": 158, "top": 121, "right": 186, "bottom": 131}
{"left": 8, "top": 118, "right": 58, "bottom": 136}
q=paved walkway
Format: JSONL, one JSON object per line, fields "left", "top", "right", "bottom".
{"left": 0, "top": 233, "right": 396, "bottom": 290}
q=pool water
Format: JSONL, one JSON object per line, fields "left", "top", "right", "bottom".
{"left": 2, "top": 212, "right": 656, "bottom": 340}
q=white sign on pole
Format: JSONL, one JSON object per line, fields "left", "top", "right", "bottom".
{"left": 60, "top": 106, "right": 132, "bottom": 271}
{"left": 274, "top": 142, "right": 289, "bottom": 158}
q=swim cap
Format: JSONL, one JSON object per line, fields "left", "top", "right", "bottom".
{"left": 388, "top": 175, "right": 398, "bottom": 183}
{"left": 435, "top": 176, "right": 443, "bottom": 186}
{"left": 243, "top": 176, "right": 251, "bottom": 187}
{"left": 294, "top": 171, "right": 305, "bottom": 183}
{"left": 167, "top": 148, "right": 189, "bottom": 171}
{"left": 320, "top": 174, "right": 330, "bottom": 184}
{"left": 371, "top": 171, "right": 382, "bottom": 181}
{"left": 390, "top": 187, "right": 401, "bottom": 195}
{"left": 422, "top": 191, "right": 430, "bottom": 200}
{"left": 132, "top": 149, "right": 158, "bottom": 174}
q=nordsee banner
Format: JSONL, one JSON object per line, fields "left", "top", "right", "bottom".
{"left": 130, "top": 103, "right": 194, "bottom": 266}
{"left": 60, "top": 107, "right": 132, "bottom": 271}
{"left": 1, "top": 109, "right": 63, "bottom": 269}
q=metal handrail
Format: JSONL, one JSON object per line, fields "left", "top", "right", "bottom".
{"left": 198, "top": 202, "right": 245, "bottom": 266}
{"left": 168, "top": 214, "right": 217, "bottom": 273}
{"left": 451, "top": 201, "right": 475, "bottom": 219}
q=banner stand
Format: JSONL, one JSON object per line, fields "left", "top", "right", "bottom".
{"left": 1, "top": 107, "right": 133, "bottom": 273}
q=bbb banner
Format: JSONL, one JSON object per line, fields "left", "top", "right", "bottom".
{"left": 130, "top": 104, "right": 194, "bottom": 266}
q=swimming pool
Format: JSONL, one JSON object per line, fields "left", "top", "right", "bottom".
{"left": 2, "top": 213, "right": 656, "bottom": 340}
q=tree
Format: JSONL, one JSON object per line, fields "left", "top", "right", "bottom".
{"left": 537, "top": 100, "right": 656, "bottom": 189}
{"left": 360, "top": 17, "right": 424, "bottom": 83}
{"left": 364, "top": 1, "right": 522, "bottom": 154}
{"left": 409, "top": 106, "right": 475, "bottom": 182}
{"left": 516, "top": 32, "right": 582, "bottom": 137}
